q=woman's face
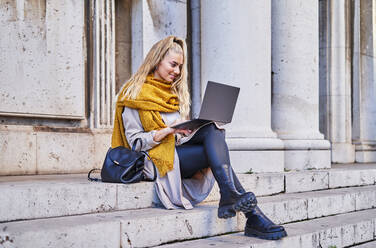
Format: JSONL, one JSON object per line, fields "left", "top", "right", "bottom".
{"left": 154, "top": 51, "right": 183, "bottom": 82}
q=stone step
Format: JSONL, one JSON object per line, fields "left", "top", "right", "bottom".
{"left": 1, "top": 164, "right": 375, "bottom": 222}
{"left": 285, "top": 163, "right": 376, "bottom": 193}
{"left": 2, "top": 205, "right": 376, "bottom": 248}
{"left": 352, "top": 241, "right": 376, "bottom": 247}
{"left": 0, "top": 172, "right": 283, "bottom": 222}
{"left": 1, "top": 185, "right": 376, "bottom": 247}
{"left": 157, "top": 208, "right": 376, "bottom": 248}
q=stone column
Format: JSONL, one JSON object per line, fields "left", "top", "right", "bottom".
{"left": 131, "top": 0, "right": 187, "bottom": 73}
{"left": 319, "top": 0, "right": 355, "bottom": 163}
{"left": 90, "top": 0, "right": 116, "bottom": 128}
{"left": 271, "top": 0, "right": 331, "bottom": 170}
{"left": 352, "top": 0, "right": 376, "bottom": 162}
{"left": 201, "top": 0, "right": 284, "bottom": 173}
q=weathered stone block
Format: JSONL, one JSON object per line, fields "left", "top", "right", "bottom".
{"left": 285, "top": 170, "right": 329, "bottom": 193}
{"left": 356, "top": 151, "right": 376, "bottom": 163}
{"left": 307, "top": 192, "right": 356, "bottom": 218}
{"left": 36, "top": 132, "right": 95, "bottom": 174}
{"left": 0, "top": 130, "right": 36, "bottom": 175}
{"left": 318, "top": 225, "right": 342, "bottom": 248}
{"left": 0, "top": 175, "right": 117, "bottom": 222}
{"left": 284, "top": 150, "right": 331, "bottom": 171}
{"left": 230, "top": 150, "right": 284, "bottom": 173}
{"left": 354, "top": 220, "right": 374, "bottom": 244}
{"left": 238, "top": 172, "right": 284, "bottom": 196}
{"left": 117, "top": 182, "right": 155, "bottom": 210}
{"left": 355, "top": 188, "right": 376, "bottom": 210}
{"left": 0, "top": 214, "right": 120, "bottom": 248}
{"left": 93, "top": 132, "right": 111, "bottom": 169}
{"left": 259, "top": 196, "right": 308, "bottom": 224}
{"left": 119, "top": 205, "right": 238, "bottom": 248}
{"left": 341, "top": 224, "right": 356, "bottom": 247}
{"left": 329, "top": 168, "right": 376, "bottom": 188}
{"left": 204, "top": 172, "right": 284, "bottom": 202}
{"left": 0, "top": 0, "right": 86, "bottom": 118}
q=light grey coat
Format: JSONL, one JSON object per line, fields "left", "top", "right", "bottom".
{"left": 122, "top": 106, "right": 215, "bottom": 209}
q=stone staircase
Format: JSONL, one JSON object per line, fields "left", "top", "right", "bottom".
{"left": 1, "top": 164, "right": 376, "bottom": 248}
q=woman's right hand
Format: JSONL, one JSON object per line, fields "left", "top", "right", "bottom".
{"left": 153, "top": 118, "right": 193, "bottom": 142}
{"left": 153, "top": 127, "right": 175, "bottom": 142}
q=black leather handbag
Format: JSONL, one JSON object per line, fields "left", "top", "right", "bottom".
{"left": 88, "top": 139, "right": 157, "bottom": 183}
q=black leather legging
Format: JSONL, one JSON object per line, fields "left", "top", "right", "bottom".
{"left": 176, "top": 123, "right": 231, "bottom": 178}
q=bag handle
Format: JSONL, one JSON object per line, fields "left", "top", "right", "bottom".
{"left": 132, "top": 138, "right": 158, "bottom": 181}
{"left": 132, "top": 138, "right": 142, "bottom": 151}
{"left": 88, "top": 168, "right": 101, "bottom": 182}
{"left": 141, "top": 151, "right": 158, "bottom": 181}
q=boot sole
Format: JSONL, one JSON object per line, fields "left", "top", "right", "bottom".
{"left": 233, "top": 192, "right": 257, "bottom": 213}
{"left": 245, "top": 226, "right": 287, "bottom": 240}
{"left": 217, "top": 205, "right": 236, "bottom": 219}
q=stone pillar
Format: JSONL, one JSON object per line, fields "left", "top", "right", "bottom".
{"left": 271, "top": 0, "right": 331, "bottom": 170}
{"left": 319, "top": 0, "right": 355, "bottom": 163}
{"left": 201, "top": 0, "right": 284, "bottom": 173}
{"left": 90, "top": 0, "right": 116, "bottom": 128}
{"left": 352, "top": 0, "right": 376, "bottom": 162}
{"left": 131, "top": 0, "right": 187, "bottom": 73}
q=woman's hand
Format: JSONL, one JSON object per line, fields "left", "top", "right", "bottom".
{"left": 152, "top": 119, "right": 193, "bottom": 142}
{"left": 171, "top": 119, "right": 193, "bottom": 136}
{"left": 173, "top": 128, "right": 192, "bottom": 136}
{"left": 153, "top": 127, "right": 175, "bottom": 142}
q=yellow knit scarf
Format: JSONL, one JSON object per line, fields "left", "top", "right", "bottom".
{"left": 111, "top": 75, "right": 180, "bottom": 177}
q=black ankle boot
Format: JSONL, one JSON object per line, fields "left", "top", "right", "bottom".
{"left": 213, "top": 164, "right": 257, "bottom": 219}
{"left": 245, "top": 206, "right": 287, "bottom": 240}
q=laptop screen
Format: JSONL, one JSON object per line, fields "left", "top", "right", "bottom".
{"left": 199, "top": 81, "right": 240, "bottom": 124}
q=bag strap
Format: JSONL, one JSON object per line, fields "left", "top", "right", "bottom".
{"left": 132, "top": 138, "right": 142, "bottom": 151}
{"left": 87, "top": 147, "right": 112, "bottom": 182}
{"left": 141, "top": 151, "right": 158, "bottom": 182}
{"left": 132, "top": 138, "right": 158, "bottom": 181}
{"left": 88, "top": 168, "right": 102, "bottom": 182}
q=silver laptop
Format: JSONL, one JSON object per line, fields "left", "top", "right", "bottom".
{"left": 172, "top": 81, "right": 240, "bottom": 130}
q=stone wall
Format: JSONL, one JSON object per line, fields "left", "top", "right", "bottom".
{"left": 0, "top": 0, "right": 86, "bottom": 120}
{"left": 1, "top": 0, "right": 376, "bottom": 176}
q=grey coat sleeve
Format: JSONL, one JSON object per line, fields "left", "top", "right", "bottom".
{"left": 122, "top": 106, "right": 161, "bottom": 151}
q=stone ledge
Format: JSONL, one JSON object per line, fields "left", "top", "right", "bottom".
{"left": 157, "top": 208, "right": 376, "bottom": 248}
{"left": 2, "top": 205, "right": 376, "bottom": 248}
{"left": 2, "top": 164, "right": 376, "bottom": 222}
{"left": 352, "top": 240, "right": 376, "bottom": 248}
{"left": 0, "top": 172, "right": 283, "bottom": 222}
{"left": 0, "top": 205, "right": 239, "bottom": 248}
{"left": 285, "top": 163, "right": 376, "bottom": 193}
{"left": 236, "top": 185, "right": 376, "bottom": 227}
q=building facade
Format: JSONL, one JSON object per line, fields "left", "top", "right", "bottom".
{"left": 0, "top": 0, "right": 375, "bottom": 176}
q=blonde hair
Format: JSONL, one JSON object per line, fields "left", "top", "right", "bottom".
{"left": 119, "top": 36, "right": 190, "bottom": 119}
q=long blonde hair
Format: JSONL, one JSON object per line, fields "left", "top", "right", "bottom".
{"left": 118, "top": 36, "right": 190, "bottom": 119}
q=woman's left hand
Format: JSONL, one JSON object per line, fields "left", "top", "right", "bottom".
{"left": 173, "top": 128, "right": 192, "bottom": 136}
{"left": 170, "top": 118, "right": 193, "bottom": 136}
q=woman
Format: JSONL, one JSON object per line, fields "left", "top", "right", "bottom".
{"left": 111, "top": 36, "right": 287, "bottom": 240}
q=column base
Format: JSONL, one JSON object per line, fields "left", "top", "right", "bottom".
{"left": 227, "top": 137, "right": 284, "bottom": 173}
{"left": 355, "top": 144, "right": 376, "bottom": 162}
{"left": 230, "top": 150, "right": 284, "bottom": 173}
{"left": 283, "top": 139, "right": 331, "bottom": 171}
{"left": 332, "top": 143, "right": 355, "bottom": 163}
{"left": 356, "top": 151, "right": 376, "bottom": 162}
{"left": 285, "top": 150, "right": 331, "bottom": 170}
